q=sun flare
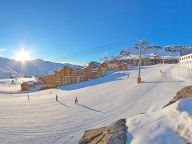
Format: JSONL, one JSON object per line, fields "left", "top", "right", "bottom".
{"left": 15, "top": 48, "right": 31, "bottom": 63}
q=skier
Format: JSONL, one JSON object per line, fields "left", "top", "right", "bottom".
{"left": 50, "top": 91, "right": 52, "bottom": 94}
{"left": 56, "top": 94, "right": 58, "bottom": 102}
{"left": 27, "top": 94, "right": 30, "bottom": 101}
{"left": 127, "top": 73, "right": 129, "bottom": 78}
{"left": 160, "top": 69, "right": 163, "bottom": 75}
{"left": 75, "top": 97, "right": 78, "bottom": 104}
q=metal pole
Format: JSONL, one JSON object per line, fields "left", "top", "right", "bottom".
{"left": 137, "top": 43, "right": 142, "bottom": 84}
{"left": 138, "top": 44, "right": 141, "bottom": 78}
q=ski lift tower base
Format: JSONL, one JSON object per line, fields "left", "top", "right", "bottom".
{"left": 137, "top": 77, "right": 142, "bottom": 84}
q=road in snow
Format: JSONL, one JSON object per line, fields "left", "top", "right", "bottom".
{"left": 0, "top": 64, "right": 190, "bottom": 144}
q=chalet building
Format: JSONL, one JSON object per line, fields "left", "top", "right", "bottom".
{"left": 161, "top": 56, "right": 179, "bottom": 64}
{"left": 21, "top": 81, "right": 36, "bottom": 91}
{"left": 141, "top": 57, "right": 151, "bottom": 66}
{"left": 45, "top": 64, "right": 105, "bottom": 88}
{"left": 44, "top": 60, "right": 131, "bottom": 88}
{"left": 86, "top": 62, "right": 101, "bottom": 79}
{"left": 106, "top": 60, "right": 129, "bottom": 71}
{"left": 107, "top": 61, "right": 119, "bottom": 71}
{"left": 37, "top": 76, "right": 46, "bottom": 85}
{"left": 54, "top": 66, "right": 87, "bottom": 86}
{"left": 21, "top": 83, "right": 30, "bottom": 91}
{"left": 45, "top": 74, "right": 56, "bottom": 88}
{"left": 149, "top": 54, "right": 162, "bottom": 65}
{"left": 100, "top": 62, "right": 108, "bottom": 76}
{"left": 131, "top": 57, "right": 151, "bottom": 66}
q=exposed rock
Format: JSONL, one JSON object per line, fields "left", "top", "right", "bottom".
{"left": 79, "top": 119, "right": 127, "bottom": 144}
{"left": 163, "top": 85, "right": 192, "bottom": 108}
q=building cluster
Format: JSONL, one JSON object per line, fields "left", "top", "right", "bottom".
{"left": 117, "top": 53, "right": 178, "bottom": 66}
{"left": 21, "top": 81, "right": 36, "bottom": 91}
{"left": 42, "top": 53, "right": 178, "bottom": 88}
{"left": 45, "top": 61, "right": 131, "bottom": 88}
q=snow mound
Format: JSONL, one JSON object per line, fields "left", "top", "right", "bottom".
{"left": 170, "top": 64, "right": 192, "bottom": 85}
{"left": 126, "top": 98, "right": 192, "bottom": 144}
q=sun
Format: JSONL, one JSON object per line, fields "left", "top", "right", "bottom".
{"left": 15, "top": 48, "right": 31, "bottom": 63}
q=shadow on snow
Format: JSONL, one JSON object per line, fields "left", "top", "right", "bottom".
{"left": 77, "top": 103, "right": 104, "bottom": 113}
{"left": 142, "top": 80, "right": 184, "bottom": 83}
{"left": 58, "top": 101, "right": 70, "bottom": 108}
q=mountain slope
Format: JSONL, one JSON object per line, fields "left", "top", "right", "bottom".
{"left": 0, "top": 57, "right": 77, "bottom": 78}
{"left": 102, "top": 47, "right": 180, "bottom": 62}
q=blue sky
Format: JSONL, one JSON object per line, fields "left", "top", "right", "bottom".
{"left": 0, "top": 0, "right": 192, "bottom": 64}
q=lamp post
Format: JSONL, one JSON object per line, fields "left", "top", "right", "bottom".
{"left": 137, "top": 43, "right": 142, "bottom": 83}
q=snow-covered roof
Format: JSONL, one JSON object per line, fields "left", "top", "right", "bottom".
{"left": 22, "top": 81, "right": 36, "bottom": 85}
{"left": 161, "top": 55, "right": 179, "bottom": 59}
{"left": 89, "top": 62, "right": 100, "bottom": 72}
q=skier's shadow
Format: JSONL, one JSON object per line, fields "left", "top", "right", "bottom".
{"left": 77, "top": 104, "right": 104, "bottom": 113}
{"left": 58, "top": 101, "right": 70, "bottom": 108}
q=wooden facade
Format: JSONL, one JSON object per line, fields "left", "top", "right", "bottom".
{"left": 45, "top": 74, "right": 56, "bottom": 87}
{"left": 45, "top": 61, "right": 130, "bottom": 88}
{"left": 21, "top": 81, "right": 36, "bottom": 91}
{"left": 106, "top": 60, "right": 130, "bottom": 71}
{"left": 54, "top": 66, "right": 88, "bottom": 86}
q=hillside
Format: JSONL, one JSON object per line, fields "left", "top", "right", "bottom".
{"left": 102, "top": 47, "right": 180, "bottom": 62}
{"left": 0, "top": 64, "right": 191, "bottom": 143}
{"left": 0, "top": 57, "right": 77, "bottom": 78}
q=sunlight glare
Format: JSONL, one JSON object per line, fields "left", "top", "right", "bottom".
{"left": 15, "top": 48, "right": 31, "bottom": 63}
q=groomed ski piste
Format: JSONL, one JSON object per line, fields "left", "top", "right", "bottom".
{"left": 0, "top": 64, "right": 191, "bottom": 144}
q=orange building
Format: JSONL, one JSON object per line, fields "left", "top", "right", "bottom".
{"left": 86, "top": 62, "right": 101, "bottom": 79}
{"left": 45, "top": 66, "right": 89, "bottom": 87}
{"left": 54, "top": 66, "right": 87, "bottom": 86}
{"left": 106, "top": 60, "right": 129, "bottom": 71}
{"left": 45, "top": 74, "right": 56, "bottom": 87}
{"left": 21, "top": 81, "right": 36, "bottom": 91}
{"left": 100, "top": 62, "right": 108, "bottom": 76}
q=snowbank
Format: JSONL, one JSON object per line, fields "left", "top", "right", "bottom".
{"left": 0, "top": 77, "right": 37, "bottom": 93}
{"left": 126, "top": 98, "right": 192, "bottom": 144}
{"left": 170, "top": 64, "right": 192, "bottom": 85}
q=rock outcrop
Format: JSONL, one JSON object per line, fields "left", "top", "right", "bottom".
{"left": 79, "top": 119, "right": 127, "bottom": 144}
{"left": 163, "top": 85, "right": 192, "bottom": 108}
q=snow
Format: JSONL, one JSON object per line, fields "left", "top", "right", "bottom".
{"left": 170, "top": 64, "right": 192, "bottom": 85}
{"left": 102, "top": 48, "right": 180, "bottom": 62}
{"left": 0, "top": 64, "right": 191, "bottom": 144}
{"left": 0, "top": 57, "right": 78, "bottom": 78}
{"left": 126, "top": 98, "right": 192, "bottom": 144}
{"left": 0, "top": 77, "right": 37, "bottom": 93}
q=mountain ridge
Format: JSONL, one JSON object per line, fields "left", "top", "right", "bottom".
{"left": 0, "top": 57, "right": 78, "bottom": 78}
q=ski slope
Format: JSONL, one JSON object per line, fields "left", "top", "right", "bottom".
{"left": 0, "top": 64, "right": 191, "bottom": 144}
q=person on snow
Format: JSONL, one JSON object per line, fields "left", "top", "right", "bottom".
{"left": 127, "top": 73, "right": 129, "bottom": 78}
{"left": 160, "top": 69, "right": 163, "bottom": 75}
{"left": 56, "top": 94, "right": 58, "bottom": 102}
{"left": 27, "top": 94, "right": 30, "bottom": 101}
{"left": 75, "top": 97, "right": 78, "bottom": 104}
